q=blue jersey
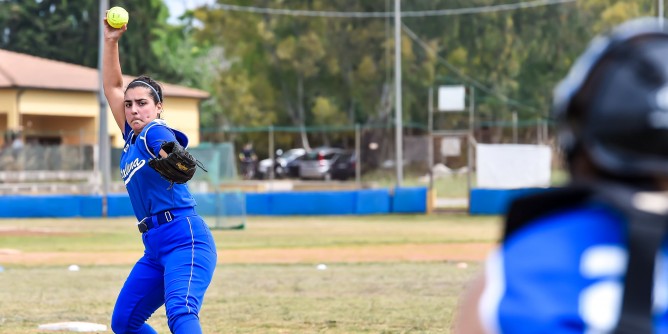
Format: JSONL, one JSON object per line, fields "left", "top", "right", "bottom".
{"left": 481, "top": 203, "right": 668, "bottom": 333}
{"left": 119, "top": 120, "right": 196, "bottom": 221}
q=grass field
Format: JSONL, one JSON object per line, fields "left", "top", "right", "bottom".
{"left": 0, "top": 214, "right": 500, "bottom": 333}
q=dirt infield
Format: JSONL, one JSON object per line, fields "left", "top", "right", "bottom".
{"left": 0, "top": 242, "right": 494, "bottom": 266}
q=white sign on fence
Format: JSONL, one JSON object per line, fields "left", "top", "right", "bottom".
{"left": 476, "top": 144, "right": 552, "bottom": 189}
{"left": 438, "top": 85, "right": 466, "bottom": 112}
{"left": 440, "top": 137, "right": 461, "bottom": 157}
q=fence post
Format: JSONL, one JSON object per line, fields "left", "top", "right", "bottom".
{"left": 467, "top": 86, "right": 476, "bottom": 211}
{"left": 269, "top": 125, "right": 274, "bottom": 180}
{"left": 428, "top": 87, "right": 434, "bottom": 190}
{"left": 79, "top": 128, "right": 84, "bottom": 170}
{"left": 355, "top": 123, "right": 361, "bottom": 186}
{"left": 512, "top": 111, "right": 518, "bottom": 144}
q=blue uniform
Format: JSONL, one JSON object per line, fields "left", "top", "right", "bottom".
{"left": 480, "top": 202, "right": 668, "bottom": 333}
{"left": 111, "top": 120, "right": 217, "bottom": 334}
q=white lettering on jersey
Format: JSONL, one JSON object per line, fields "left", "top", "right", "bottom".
{"left": 120, "top": 158, "right": 145, "bottom": 185}
{"left": 579, "top": 245, "right": 625, "bottom": 333}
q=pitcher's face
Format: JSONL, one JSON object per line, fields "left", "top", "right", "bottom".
{"left": 124, "top": 87, "right": 162, "bottom": 134}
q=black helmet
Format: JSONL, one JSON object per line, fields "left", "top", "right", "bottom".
{"left": 553, "top": 18, "right": 668, "bottom": 177}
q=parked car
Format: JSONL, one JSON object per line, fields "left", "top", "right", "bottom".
{"left": 256, "top": 158, "right": 272, "bottom": 179}
{"left": 330, "top": 152, "right": 357, "bottom": 180}
{"left": 286, "top": 154, "right": 305, "bottom": 178}
{"left": 256, "top": 148, "right": 306, "bottom": 179}
{"left": 299, "top": 147, "right": 347, "bottom": 180}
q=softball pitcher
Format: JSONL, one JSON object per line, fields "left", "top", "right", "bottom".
{"left": 102, "top": 14, "right": 217, "bottom": 334}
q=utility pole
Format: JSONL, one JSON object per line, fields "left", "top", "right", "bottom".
{"left": 98, "top": 0, "right": 110, "bottom": 216}
{"left": 394, "top": 0, "right": 403, "bottom": 186}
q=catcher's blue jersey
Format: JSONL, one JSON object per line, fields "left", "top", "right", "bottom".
{"left": 120, "top": 120, "right": 196, "bottom": 220}
{"left": 480, "top": 204, "right": 668, "bottom": 333}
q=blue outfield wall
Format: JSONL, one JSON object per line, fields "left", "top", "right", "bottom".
{"left": 108, "top": 194, "right": 134, "bottom": 217}
{"left": 0, "top": 195, "right": 89, "bottom": 218}
{"left": 0, "top": 187, "right": 427, "bottom": 218}
{"left": 245, "top": 188, "right": 394, "bottom": 216}
{"left": 392, "top": 187, "right": 428, "bottom": 213}
{"left": 469, "top": 187, "right": 550, "bottom": 215}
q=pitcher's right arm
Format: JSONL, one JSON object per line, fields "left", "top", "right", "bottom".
{"left": 101, "top": 15, "right": 128, "bottom": 133}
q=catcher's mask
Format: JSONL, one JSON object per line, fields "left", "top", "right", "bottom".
{"left": 553, "top": 18, "right": 668, "bottom": 178}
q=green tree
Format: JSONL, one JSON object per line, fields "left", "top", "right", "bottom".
{"left": 0, "top": 0, "right": 174, "bottom": 77}
{"left": 5, "top": 0, "right": 659, "bottom": 147}
{"left": 0, "top": 0, "right": 98, "bottom": 67}
{"left": 111, "top": 0, "right": 171, "bottom": 76}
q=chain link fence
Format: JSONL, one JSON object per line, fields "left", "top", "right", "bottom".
{"left": 0, "top": 120, "right": 563, "bottom": 201}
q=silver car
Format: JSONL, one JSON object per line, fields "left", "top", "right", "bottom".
{"left": 299, "top": 147, "right": 346, "bottom": 180}
{"left": 257, "top": 148, "right": 306, "bottom": 179}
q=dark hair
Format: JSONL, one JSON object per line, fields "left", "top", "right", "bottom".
{"left": 125, "top": 75, "right": 163, "bottom": 105}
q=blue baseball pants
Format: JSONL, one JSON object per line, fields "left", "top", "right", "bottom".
{"left": 110, "top": 214, "right": 217, "bottom": 334}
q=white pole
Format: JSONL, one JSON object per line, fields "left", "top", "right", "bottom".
{"left": 427, "top": 88, "right": 434, "bottom": 190}
{"left": 467, "top": 87, "right": 475, "bottom": 205}
{"left": 269, "top": 126, "right": 274, "bottom": 180}
{"left": 394, "top": 0, "right": 403, "bottom": 187}
{"left": 98, "top": 0, "right": 110, "bottom": 215}
{"left": 660, "top": 0, "right": 665, "bottom": 28}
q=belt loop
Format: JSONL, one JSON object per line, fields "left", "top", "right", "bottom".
{"left": 165, "top": 210, "right": 173, "bottom": 222}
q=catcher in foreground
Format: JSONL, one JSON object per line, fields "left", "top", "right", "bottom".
{"left": 102, "top": 13, "right": 216, "bottom": 334}
{"left": 454, "top": 18, "right": 668, "bottom": 334}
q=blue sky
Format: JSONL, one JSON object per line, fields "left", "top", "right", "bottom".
{"left": 162, "top": 0, "right": 215, "bottom": 24}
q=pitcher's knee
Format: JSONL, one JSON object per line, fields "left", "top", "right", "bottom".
{"left": 111, "top": 312, "right": 129, "bottom": 333}
{"left": 111, "top": 311, "right": 152, "bottom": 334}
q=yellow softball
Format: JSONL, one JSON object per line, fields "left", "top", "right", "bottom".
{"left": 107, "top": 6, "right": 129, "bottom": 29}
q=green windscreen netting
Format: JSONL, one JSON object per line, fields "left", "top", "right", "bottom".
{"left": 190, "top": 142, "right": 246, "bottom": 230}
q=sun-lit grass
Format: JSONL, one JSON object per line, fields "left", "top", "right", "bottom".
{"left": 0, "top": 215, "right": 500, "bottom": 252}
{"left": 0, "top": 262, "right": 479, "bottom": 334}
{"left": 0, "top": 215, "right": 497, "bottom": 333}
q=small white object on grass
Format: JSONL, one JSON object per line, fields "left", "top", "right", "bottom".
{"left": 456, "top": 262, "right": 468, "bottom": 269}
{"left": 38, "top": 321, "right": 107, "bottom": 332}
{"left": 0, "top": 265, "right": 4, "bottom": 273}
{"left": 316, "top": 263, "right": 328, "bottom": 270}
{"left": 68, "top": 264, "right": 80, "bottom": 272}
